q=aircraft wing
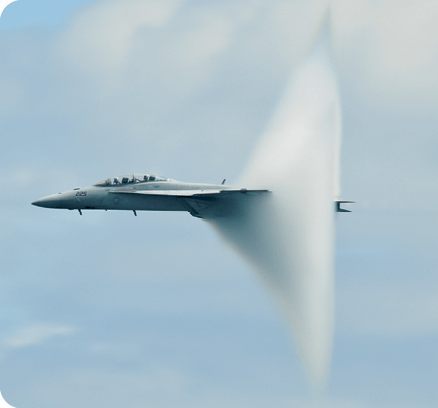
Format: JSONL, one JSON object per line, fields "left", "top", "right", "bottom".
{"left": 111, "top": 189, "right": 269, "bottom": 197}
{"left": 111, "top": 189, "right": 271, "bottom": 218}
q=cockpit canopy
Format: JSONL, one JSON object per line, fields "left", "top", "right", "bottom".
{"left": 94, "top": 173, "right": 168, "bottom": 187}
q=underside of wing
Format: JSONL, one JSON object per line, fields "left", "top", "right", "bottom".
{"left": 111, "top": 189, "right": 271, "bottom": 218}
{"left": 111, "top": 188, "right": 269, "bottom": 197}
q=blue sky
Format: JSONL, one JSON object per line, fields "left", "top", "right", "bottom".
{"left": 1, "top": 0, "right": 438, "bottom": 407}
{"left": 0, "top": 0, "right": 97, "bottom": 29}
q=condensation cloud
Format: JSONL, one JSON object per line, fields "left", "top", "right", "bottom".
{"left": 208, "top": 21, "right": 341, "bottom": 390}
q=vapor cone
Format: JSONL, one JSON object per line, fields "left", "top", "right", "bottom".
{"left": 209, "top": 23, "right": 341, "bottom": 390}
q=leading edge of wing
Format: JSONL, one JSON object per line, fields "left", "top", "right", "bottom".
{"left": 110, "top": 189, "right": 271, "bottom": 198}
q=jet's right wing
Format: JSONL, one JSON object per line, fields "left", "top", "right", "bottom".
{"left": 113, "top": 188, "right": 269, "bottom": 197}
{"left": 113, "top": 188, "right": 271, "bottom": 218}
{"left": 180, "top": 189, "right": 271, "bottom": 218}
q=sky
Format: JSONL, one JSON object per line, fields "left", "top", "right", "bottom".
{"left": 1, "top": 0, "right": 438, "bottom": 407}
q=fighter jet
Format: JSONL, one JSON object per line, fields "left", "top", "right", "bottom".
{"left": 32, "top": 173, "right": 271, "bottom": 219}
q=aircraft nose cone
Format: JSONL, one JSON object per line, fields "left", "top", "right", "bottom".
{"left": 31, "top": 195, "right": 61, "bottom": 208}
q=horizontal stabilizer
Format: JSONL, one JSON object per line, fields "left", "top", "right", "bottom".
{"left": 335, "top": 200, "right": 355, "bottom": 212}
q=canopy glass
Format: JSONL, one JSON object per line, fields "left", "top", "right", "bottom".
{"left": 94, "top": 173, "right": 168, "bottom": 186}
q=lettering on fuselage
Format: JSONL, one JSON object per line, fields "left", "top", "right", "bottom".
{"left": 75, "top": 191, "right": 87, "bottom": 197}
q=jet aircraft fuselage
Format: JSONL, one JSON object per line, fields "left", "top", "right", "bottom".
{"left": 32, "top": 172, "right": 352, "bottom": 217}
{"left": 32, "top": 173, "right": 269, "bottom": 218}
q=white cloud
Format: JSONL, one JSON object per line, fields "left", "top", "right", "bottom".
{"left": 333, "top": 0, "right": 371, "bottom": 39}
{"left": 371, "top": 1, "right": 438, "bottom": 77}
{"left": 172, "top": 11, "right": 235, "bottom": 67}
{"left": 54, "top": 0, "right": 182, "bottom": 72}
{"left": 4, "top": 324, "right": 77, "bottom": 348}
{"left": 333, "top": 0, "right": 438, "bottom": 112}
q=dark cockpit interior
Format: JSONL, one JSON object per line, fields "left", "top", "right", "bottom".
{"left": 94, "top": 174, "right": 168, "bottom": 187}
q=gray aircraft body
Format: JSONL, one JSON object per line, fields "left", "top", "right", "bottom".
{"left": 32, "top": 173, "right": 271, "bottom": 218}
{"left": 32, "top": 172, "right": 352, "bottom": 217}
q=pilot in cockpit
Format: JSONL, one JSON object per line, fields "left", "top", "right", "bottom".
{"left": 114, "top": 177, "right": 121, "bottom": 185}
{"left": 143, "top": 175, "right": 149, "bottom": 182}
